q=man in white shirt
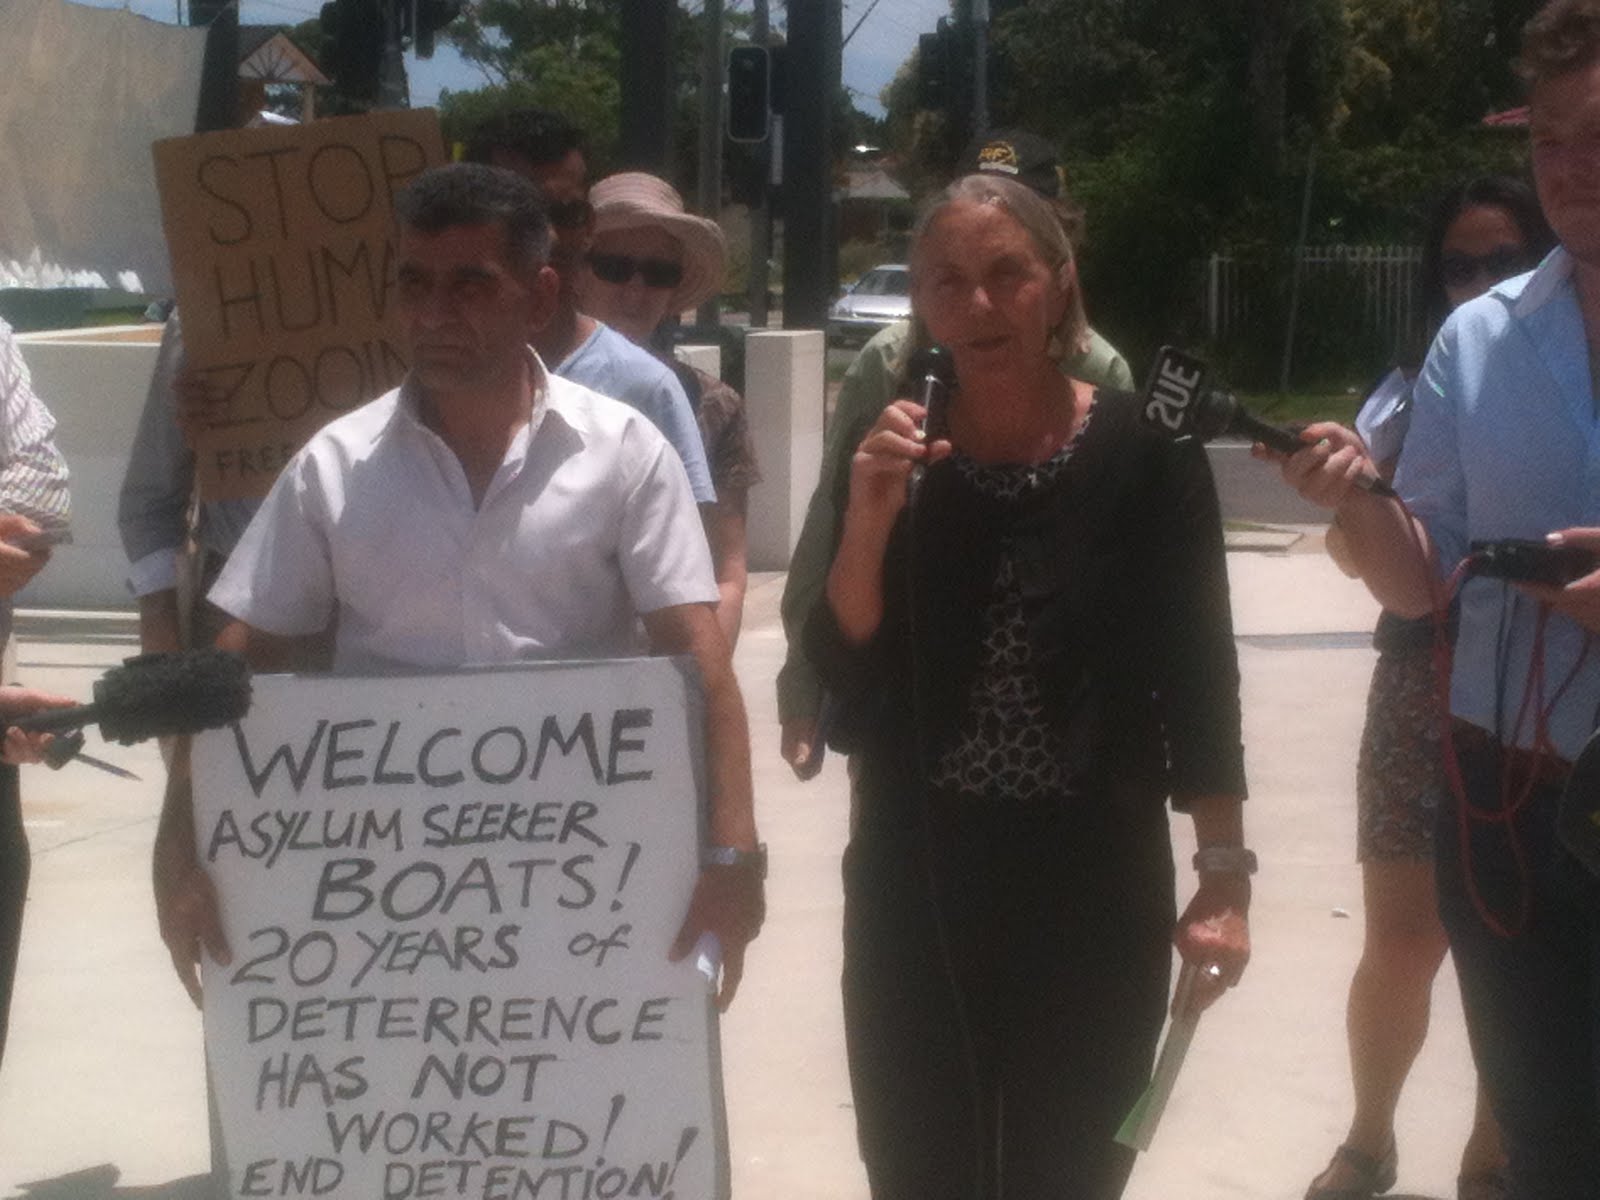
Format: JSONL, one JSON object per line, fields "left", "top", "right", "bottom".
{"left": 152, "top": 162, "right": 763, "bottom": 1010}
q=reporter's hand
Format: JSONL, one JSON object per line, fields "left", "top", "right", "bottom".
{"left": 669, "top": 863, "right": 765, "bottom": 1011}
{"left": 1520, "top": 528, "right": 1600, "bottom": 633}
{"left": 1173, "top": 874, "right": 1251, "bottom": 1016}
{"left": 781, "top": 716, "right": 823, "bottom": 781}
{"left": 0, "top": 687, "right": 77, "bottom": 764}
{"left": 1253, "top": 421, "right": 1376, "bottom": 510}
{"left": 0, "top": 514, "right": 53, "bottom": 596}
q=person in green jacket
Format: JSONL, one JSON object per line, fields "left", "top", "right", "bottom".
{"left": 777, "top": 130, "right": 1136, "bottom": 776}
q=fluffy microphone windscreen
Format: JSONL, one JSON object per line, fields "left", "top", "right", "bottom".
{"left": 95, "top": 650, "right": 253, "bottom": 744}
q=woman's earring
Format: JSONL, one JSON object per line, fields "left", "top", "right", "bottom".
{"left": 1047, "top": 331, "right": 1066, "bottom": 361}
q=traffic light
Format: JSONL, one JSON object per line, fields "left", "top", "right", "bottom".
{"left": 918, "top": 22, "right": 954, "bottom": 111}
{"left": 407, "top": 0, "right": 462, "bottom": 59}
{"left": 320, "top": 0, "right": 383, "bottom": 102}
{"left": 727, "top": 45, "right": 771, "bottom": 143}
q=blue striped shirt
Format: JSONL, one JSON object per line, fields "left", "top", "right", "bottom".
{"left": 1397, "top": 248, "right": 1600, "bottom": 760}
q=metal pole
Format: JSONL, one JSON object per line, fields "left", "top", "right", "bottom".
{"left": 378, "top": 0, "right": 409, "bottom": 109}
{"left": 781, "top": 0, "right": 841, "bottom": 333}
{"left": 696, "top": 0, "right": 724, "bottom": 326}
{"left": 973, "top": 0, "right": 989, "bottom": 136}
{"left": 620, "top": 0, "right": 675, "bottom": 171}
{"left": 1279, "top": 141, "right": 1318, "bottom": 396}
{"left": 747, "top": 0, "right": 772, "bottom": 327}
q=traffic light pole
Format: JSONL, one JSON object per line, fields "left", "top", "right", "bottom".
{"left": 696, "top": 0, "right": 724, "bottom": 326}
{"left": 746, "top": 0, "right": 772, "bottom": 327}
{"left": 379, "top": 0, "right": 409, "bottom": 109}
{"left": 780, "top": 0, "right": 841, "bottom": 333}
{"left": 620, "top": 0, "right": 675, "bottom": 171}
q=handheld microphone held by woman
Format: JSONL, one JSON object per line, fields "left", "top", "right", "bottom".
{"left": 10, "top": 649, "right": 252, "bottom": 744}
{"left": 907, "top": 344, "right": 955, "bottom": 498}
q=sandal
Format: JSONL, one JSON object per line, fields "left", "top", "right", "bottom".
{"left": 1457, "top": 1168, "right": 1510, "bottom": 1200}
{"left": 1303, "top": 1143, "right": 1399, "bottom": 1200}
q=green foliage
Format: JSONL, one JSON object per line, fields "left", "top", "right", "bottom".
{"left": 879, "top": 0, "right": 1551, "bottom": 388}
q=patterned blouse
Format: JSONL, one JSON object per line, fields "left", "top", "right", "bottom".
{"left": 930, "top": 409, "right": 1094, "bottom": 801}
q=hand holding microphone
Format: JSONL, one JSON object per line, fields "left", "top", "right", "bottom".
{"left": 906, "top": 345, "right": 956, "bottom": 498}
{"left": 5, "top": 649, "right": 252, "bottom": 777}
{"left": 1139, "top": 346, "right": 1395, "bottom": 502}
{"left": 848, "top": 346, "right": 956, "bottom": 527}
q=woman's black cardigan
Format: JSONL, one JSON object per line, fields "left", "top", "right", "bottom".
{"left": 803, "top": 388, "right": 1248, "bottom": 834}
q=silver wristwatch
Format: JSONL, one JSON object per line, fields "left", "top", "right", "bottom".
{"left": 705, "top": 843, "right": 768, "bottom": 879}
{"left": 1192, "top": 846, "right": 1258, "bottom": 876}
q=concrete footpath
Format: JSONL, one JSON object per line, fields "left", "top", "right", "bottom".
{"left": 0, "top": 537, "right": 1483, "bottom": 1200}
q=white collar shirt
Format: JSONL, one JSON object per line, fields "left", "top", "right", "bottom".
{"left": 208, "top": 354, "right": 717, "bottom": 674}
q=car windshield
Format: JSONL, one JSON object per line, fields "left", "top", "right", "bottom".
{"left": 853, "top": 269, "right": 909, "bottom": 297}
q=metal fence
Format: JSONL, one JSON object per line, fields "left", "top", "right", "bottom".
{"left": 1205, "top": 245, "right": 1425, "bottom": 384}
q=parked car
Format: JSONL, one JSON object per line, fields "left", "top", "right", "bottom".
{"left": 827, "top": 264, "right": 911, "bottom": 346}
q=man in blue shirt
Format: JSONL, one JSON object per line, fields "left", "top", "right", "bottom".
{"left": 464, "top": 109, "right": 715, "bottom": 506}
{"left": 1275, "top": 4, "right": 1600, "bottom": 1194}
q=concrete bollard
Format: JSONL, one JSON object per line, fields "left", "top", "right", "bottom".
{"left": 674, "top": 344, "right": 722, "bottom": 379}
{"left": 742, "top": 330, "right": 824, "bottom": 571}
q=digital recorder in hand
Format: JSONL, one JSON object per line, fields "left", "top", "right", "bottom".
{"left": 1466, "top": 539, "right": 1600, "bottom": 586}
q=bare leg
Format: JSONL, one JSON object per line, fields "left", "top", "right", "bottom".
{"left": 1309, "top": 859, "right": 1448, "bottom": 1192}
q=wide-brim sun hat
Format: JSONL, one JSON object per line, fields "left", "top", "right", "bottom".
{"left": 588, "top": 172, "right": 727, "bottom": 314}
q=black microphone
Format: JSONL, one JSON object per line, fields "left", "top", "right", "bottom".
{"left": 11, "top": 649, "right": 253, "bottom": 744}
{"left": 907, "top": 345, "right": 955, "bottom": 496}
{"left": 1141, "top": 346, "right": 1395, "bottom": 498}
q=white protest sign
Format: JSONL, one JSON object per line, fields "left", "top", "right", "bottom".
{"left": 193, "top": 659, "right": 728, "bottom": 1200}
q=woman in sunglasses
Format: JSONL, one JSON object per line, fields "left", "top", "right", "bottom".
{"left": 1301, "top": 176, "right": 1552, "bottom": 1200}
{"left": 579, "top": 173, "right": 759, "bottom": 647}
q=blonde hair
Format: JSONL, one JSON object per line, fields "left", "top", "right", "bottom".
{"left": 898, "top": 173, "right": 1090, "bottom": 383}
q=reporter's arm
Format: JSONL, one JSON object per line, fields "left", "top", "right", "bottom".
{"left": 0, "top": 686, "right": 77, "bottom": 764}
{"left": 1262, "top": 422, "right": 1437, "bottom": 617}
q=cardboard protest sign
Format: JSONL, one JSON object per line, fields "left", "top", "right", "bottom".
{"left": 153, "top": 110, "right": 446, "bottom": 501}
{"left": 193, "top": 660, "right": 729, "bottom": 1200}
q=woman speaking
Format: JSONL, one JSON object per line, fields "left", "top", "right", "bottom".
{"left": 805, "top": 174, "right": 1251, "bottom": 1200}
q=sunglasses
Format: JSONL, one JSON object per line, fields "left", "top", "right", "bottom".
{"left": 546, "top": 198, "right": 594, "bottom": 230}
{"left": 1440, "top": 246, "right": 1529, "bottom": 288}
{"left": 587, "top": 252, "right": 685, "bottom": 290}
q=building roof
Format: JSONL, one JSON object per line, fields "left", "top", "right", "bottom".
{"left": 238, "top": 26, "right": 330, "bottom": 86}
{"left": 838, "top": 165, "right": 909, "bottom": 203}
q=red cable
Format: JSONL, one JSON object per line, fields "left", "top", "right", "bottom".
{"left": 1390, "top": 496, "right": 1590, "bottom": 938}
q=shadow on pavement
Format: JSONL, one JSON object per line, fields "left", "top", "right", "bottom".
{"left": 3, "top": 1166, "right": 212, "bottom": 1200}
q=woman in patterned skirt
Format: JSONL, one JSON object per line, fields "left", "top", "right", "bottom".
{"left": 805, "top": 173, "right": 1251, "bottom": 1200}
{"left": 1302, "top": 177, "right": 1553, "bottom": 1200}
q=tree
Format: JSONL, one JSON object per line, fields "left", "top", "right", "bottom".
{"left": 879, "top": 0, "right": 1544, "bottom": 382}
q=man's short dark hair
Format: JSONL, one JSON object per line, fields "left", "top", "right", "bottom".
{"left": 463, "top": 107, "right": 585, "bottom": 169}
{"left": 1519, "top": 0, "right": 1600, "bottom": 85}
{"left": 394, "top": 163, "right": 553, "bottom": 270}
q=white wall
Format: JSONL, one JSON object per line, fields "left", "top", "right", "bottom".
{"left": 15, "top": 329, "right": 159, "bottom": 611}
{"left": 9, "top": 327, "right": 825, "bottom": 608}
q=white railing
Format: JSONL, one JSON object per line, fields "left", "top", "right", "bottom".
{"left": 1206, "top": 244, "right": 1424, "bottom": 355}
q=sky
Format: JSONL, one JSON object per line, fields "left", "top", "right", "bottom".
{"left": 75, "top": 0, "right": 953, "bottom": 117}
